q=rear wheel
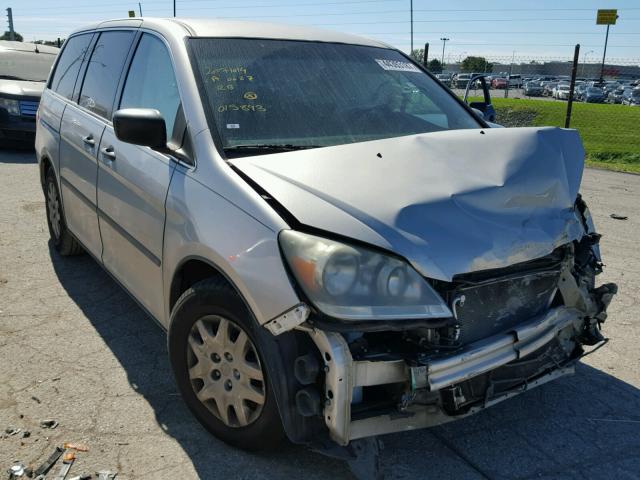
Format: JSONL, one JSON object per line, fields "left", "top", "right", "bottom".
{"left": 45, "top": 169, "right": 83, "bottom": 256}
{"left": 168, "top": 277, "right": 285, "bottom": 450}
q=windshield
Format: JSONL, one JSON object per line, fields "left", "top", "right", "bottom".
{"left": 190, "top": 38, "right": 479, "bottom": 154}
{"left": 0, "top": 45, "right": 57, "bottom": 82}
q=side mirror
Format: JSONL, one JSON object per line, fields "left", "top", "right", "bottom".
{"left": 113, "top": 108, "right": 167, "bottom": 149}
{"left": 471, "top": 108, "right": 485, "bottom": 119}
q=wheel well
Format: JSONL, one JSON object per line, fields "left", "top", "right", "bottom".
{"left": 169, "top": 259, "right": 232, "bottom": 314}
{"left": 40, "top": 156, "right": 53, "bottom": 187}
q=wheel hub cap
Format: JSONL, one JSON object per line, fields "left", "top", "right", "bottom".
{"left": 47, "top": 182, "right": 61, "bottom": 239}
{"left": 187, "top": 315, "right": 266, "bottom": 428}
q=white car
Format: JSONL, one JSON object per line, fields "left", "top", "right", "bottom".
{"left": 554, "top": 84, "right": 572, "bottom": 100}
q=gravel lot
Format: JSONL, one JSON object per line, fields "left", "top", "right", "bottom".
{"left": 1, "top": 148, "right": 639, "bottom": 480}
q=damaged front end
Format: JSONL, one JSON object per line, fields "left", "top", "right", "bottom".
{"left": 276, "top": 198, "right": 616, "bottom": 453}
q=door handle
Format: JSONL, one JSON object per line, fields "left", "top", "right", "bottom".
{"left": 100, "top": 146, "right": 116, "bottom": 161}
{"left": 82, "top": 134, "right": 95, "bottom": 146}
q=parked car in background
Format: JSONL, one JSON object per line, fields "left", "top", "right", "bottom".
{"left": 585, "top": 87, "right": 606, "bottom": 103}
{"left": 35, "top": 18, "right": 617, "bottom": 476}
{"left": 575, "top": 83, "right": 588, "bottom": 101}
{"left": 435, "top": 73, "right": 452, "bottom": 87}
{"left": 0, "top": 41, "right": 59, "bottom": 145}
{"left": 507, "top": 74, "right": 522, "bottom": 88}
{"left": 543, "top": 81, "right": 558, "bottom": 97}
{"left": 607, "top": 86, "right": 626, "bottom": 104}
{"left": 622, "top": 88, "right": 640, "bottom": 106}
{"left": 491, "top": 77, "right": 507, "bottom": 89}
{"left": 523, "top": 81, "right": 543, "bottom": 96}
{"left": 603, "top": 81, "right": 620, "bottom": 95}
{"left": 553, "top": 84, "right": 571, "bottom": 100}
{"left": 536, "top": 76, "right": 556, "bottom": 87}
{"left": 454, "top": 73, "right": 472, "bottom": 88}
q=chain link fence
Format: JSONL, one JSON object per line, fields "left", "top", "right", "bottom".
{"left": 438, "top": 54, "right": 640, "bottom": 173}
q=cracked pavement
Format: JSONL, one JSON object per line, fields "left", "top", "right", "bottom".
{"left": 1, "top": 149, "right": 639, "bottom": 479}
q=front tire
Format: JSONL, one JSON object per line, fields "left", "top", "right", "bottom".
{"left": 44, "top": 169, "right": 83, "bottom": 256}
{"left": 168, "top": 277, "right": 285, "bottom": 451}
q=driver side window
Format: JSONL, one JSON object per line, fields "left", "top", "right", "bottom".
{"left": 120, "top": 34, "right": 181, "bottom": 140}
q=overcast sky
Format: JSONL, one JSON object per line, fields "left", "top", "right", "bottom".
{"left": 8, "top": 0, "right": 640, "bottom": 63}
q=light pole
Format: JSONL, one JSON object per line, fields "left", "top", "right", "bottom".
{"left": 581, "top": 50, "right": 594, "bottom": 78}
{"left": 410, "top": 0, "right": 413, "bottom": 54}
{"left": 440, "top": 37, "right": 449, "bottom": 70}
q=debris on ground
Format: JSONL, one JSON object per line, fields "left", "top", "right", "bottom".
{"left": 31, "top": 396, "right": 42, "bottom": 404}
{"left": 610, "top": 213, "right": 628, "bottom": 220}
{"left": 7, "top": 461, "right": 29, "bottom": 479}
{"left": 40, "top": 419, "right": 59, "bottom": 429}
{"left": 22, "top": 431, "right": 31, "bottom": 438}
{"left": 50, "top": 451, "right": 76, "bottom": 480}
{"left": 5, "top": 426, "right": 21, "bottom": 436}
{"left": 34, "top": 446, "right": 64, "bottom": 477}
{"left": 68, "top": 475, "right": 92, "bottom": 480}
{"left": 64, "top": 442, "right": 89, "bottom": 452}
{"left": 96, "top": 470, "right": 118, "bottom": 480}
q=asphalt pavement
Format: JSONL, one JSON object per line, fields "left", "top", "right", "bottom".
{"left": 1, "top": 148, "right": 639, "bottom": 479}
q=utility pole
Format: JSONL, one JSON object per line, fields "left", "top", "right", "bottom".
{"left": 6, "top": 8, "right": 15, "bottom": 41}
{"left": 173, "top": 0, "right": 176, "bottom": 17}
{"left": 423, "top": 42, "right": 429, "bottom": 68}
{"left": 410, "top": 0, "right": 413, "bottom": 54}
{"left": 440, "top": 37, "right": 449, "bottom": 70}
{"left": 581, "top": 50, "right": 594, "bottom": 78}
{"left": 139, "top": 2, "right": 143, "bottom": 16}
{"left": 505, "top": 50, "right": 515, "bottom": 98}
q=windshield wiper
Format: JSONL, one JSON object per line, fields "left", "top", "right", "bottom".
{"left": 224, "top": 144, "right": 321, "bottom": 153}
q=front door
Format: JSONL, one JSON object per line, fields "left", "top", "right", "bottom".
{"left": 97, "top": 33, "right": 181, "bottom": 320}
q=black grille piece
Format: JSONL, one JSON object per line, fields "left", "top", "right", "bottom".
{"left": 451, "top": 271, "right": 559, "bottom": 345}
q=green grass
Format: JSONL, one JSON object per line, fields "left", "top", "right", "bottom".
{"left": 485, "top": 98, "right": 640, "bottom": 174}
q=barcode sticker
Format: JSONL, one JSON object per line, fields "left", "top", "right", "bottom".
{"left": 375, "top": 59, "right": 420, "bottom": 72}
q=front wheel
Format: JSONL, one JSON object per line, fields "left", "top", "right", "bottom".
{"left": 168, "top": 277, "right": 285, "bottom": 451}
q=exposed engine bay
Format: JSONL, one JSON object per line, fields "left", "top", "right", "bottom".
{"left": 282, "top": 197, "right": 616, "bottom": 460}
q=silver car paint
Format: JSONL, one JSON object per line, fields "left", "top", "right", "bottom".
{"left": 231, "top": 126, "right": 585, "bottom": 281}
{"left": 38, "top": 18, "right": 584, "bottom": 325}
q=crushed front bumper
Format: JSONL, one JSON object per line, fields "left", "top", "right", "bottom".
{"left": 309, "top": 305, "right": 584, "bottom": 445}
{"left": 303, "top": 242, "right": 616, "bottom": 446}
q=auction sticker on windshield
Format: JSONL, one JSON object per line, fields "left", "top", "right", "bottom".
{"left": 375, "top": 59, "right": 421, "bottom": 72}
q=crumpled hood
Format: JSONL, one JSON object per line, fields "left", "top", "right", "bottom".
{"left": 231, "top": 127, "right": 586, "bottom": 281}
{"left": 0, "top": 79, "right": 44, "bottom": 98}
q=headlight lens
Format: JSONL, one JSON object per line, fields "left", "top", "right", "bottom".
{"left": 0, "top": 98, "right": 20, "bottom": 116}
{"left": 279, "top": 230, "right": 452, "bottom": 321}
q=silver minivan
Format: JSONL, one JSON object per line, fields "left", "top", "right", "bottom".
{"left": 36, "top": 18, "right": 616, "bottom": 475}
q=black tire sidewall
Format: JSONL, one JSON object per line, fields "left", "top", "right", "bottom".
{"left": 168, "top": 281, "right": 284, "bottom": 450}
{"left": 44, "top": 171, "right": 63, "bottom": 247}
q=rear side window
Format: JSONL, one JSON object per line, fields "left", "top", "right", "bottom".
{"left": 119, "top": 34, "right": 181, "bottom": 139}
{"left": 49, "top": 34, "right": 93, "bottom": 100}
{"left": 79, "top": 30, "right": 134, "bottom": 119}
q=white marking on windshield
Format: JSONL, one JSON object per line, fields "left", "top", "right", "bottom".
{"left": 375, "top": 59, "right": 420, "bottom": 73}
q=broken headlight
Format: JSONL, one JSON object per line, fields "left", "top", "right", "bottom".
{"left": 279, "top": 230, "right": 452, "bottom": 321}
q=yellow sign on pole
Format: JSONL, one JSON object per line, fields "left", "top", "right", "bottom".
{"left": 128, "top": 10, "right": 136, "bottom": 17}
{"left": 596, "top": 9, "right": 617, "bottom": 25}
